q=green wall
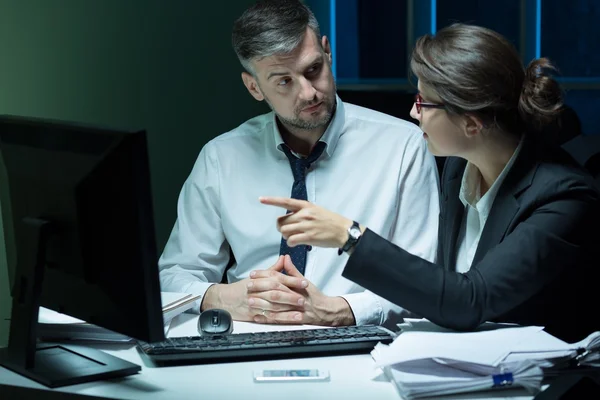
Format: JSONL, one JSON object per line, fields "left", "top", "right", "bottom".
{"left": 0, "top": 0, "right": 266, "bottom": 346}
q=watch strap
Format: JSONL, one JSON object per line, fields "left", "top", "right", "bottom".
{"left": 338, "top": 220, "right": 361, "bottom": 255}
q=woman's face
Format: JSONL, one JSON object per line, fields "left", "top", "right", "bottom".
{"left": 410, "top": 82, "right": 471, "bottom": 157}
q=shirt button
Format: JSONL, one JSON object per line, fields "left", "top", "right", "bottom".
{"left": 307, "top": 245, "right": 312, "bottom": 251}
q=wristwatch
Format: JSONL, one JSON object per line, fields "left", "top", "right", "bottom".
{"left": 339, "top": 221, "right": 362, "bottom": 255}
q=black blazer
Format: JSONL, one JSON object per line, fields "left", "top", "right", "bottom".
{"left": 344, "top": 137, "right": 600, "bottom": 342}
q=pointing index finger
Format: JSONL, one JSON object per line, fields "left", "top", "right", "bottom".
{"left": 259, "top": 196, "right": 307, "bottom": 212}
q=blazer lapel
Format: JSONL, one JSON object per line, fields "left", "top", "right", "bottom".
{"left": 442, "top": 159, "right": 466, "bottom": 270}
{"left": 472, "top": 139, "right": 538, "bottom": 264}
{"left": 444, "top": 177, "right": 464, "bottom": 269}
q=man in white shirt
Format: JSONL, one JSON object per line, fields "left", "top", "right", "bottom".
{"left": 158, "top": 0, "right": 440, "bottom": 327}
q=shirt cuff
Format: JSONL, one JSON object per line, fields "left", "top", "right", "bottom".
{"left": 340, "top": 291, "right": 383, "bottom": 326}
{"left": 181, "top": 281, "right": 216, "bottom": 314}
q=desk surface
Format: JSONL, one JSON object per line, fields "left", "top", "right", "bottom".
{"left": 0, "top": 314, "right": 539, "bottom": 400}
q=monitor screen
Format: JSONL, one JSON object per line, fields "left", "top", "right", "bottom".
{"left": 0, "top": 115, "right": 165, "bottom": 387}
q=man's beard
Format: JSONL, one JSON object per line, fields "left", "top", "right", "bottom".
{"left": 277, "top": 98, "right": 335, "bottom": 130}
{"left": 263, "top": 90, "right": 336, "bottom": 131}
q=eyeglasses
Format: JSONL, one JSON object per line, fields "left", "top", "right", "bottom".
{"left": 415, "top": 93, "right": 445, "bottom": 114}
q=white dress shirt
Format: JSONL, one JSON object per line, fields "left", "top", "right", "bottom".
{"left": 158, "top": 95, "right": 440, "bottom": 325}
{"left": 455, "top": 140, "right": 524, "bottom": 273}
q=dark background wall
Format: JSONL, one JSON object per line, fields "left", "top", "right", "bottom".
{"left": 312, "top": 0, "right": 600, "bottom": 137}
{"left": 0, "top": 0, "right": 267, "bottom": 346}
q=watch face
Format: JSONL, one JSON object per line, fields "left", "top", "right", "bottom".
{"left": 349, "top": 226, "right": 361, "bottom": 240}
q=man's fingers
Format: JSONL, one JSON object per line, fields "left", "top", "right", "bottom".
{"left": 267, "top": 255, "right": 285, "bottom": 271}
{"left": 250, "top": 270, "right": 276, "bottom": 279}
{"left": 246, "top": 278, "right": 294, "bottom": 294}
{"left": 253, "top": 310, "right": 304, "bottom": 324}
{"left": 249, "top": 289, "right": 305, "bottom": 307}
{"left": 252, "top": 314, "right": 269, "bottom": 324}
{"left": 283, "top": 255, "right": 304, "bottom": 278}
{"left": 248, "top": 296, "right": 304, "bottom": 311}
{"left": 250, "top": 268, "right": 307, "bottom": 289}
{"left": 279, "top": 273, "right": 308, "bottom": 289}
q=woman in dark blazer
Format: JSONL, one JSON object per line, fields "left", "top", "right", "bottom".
{"left": 260, "top": 23, "right": 600, "bottom": 342}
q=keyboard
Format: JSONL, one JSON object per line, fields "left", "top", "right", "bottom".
{"left": 137, "top": 325, "right": 395, "bottom": 366}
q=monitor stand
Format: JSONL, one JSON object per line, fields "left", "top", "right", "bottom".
{"left": 0, "top": 217, "right": 141, "bottom": 388}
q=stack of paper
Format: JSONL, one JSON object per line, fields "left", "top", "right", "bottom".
{"left": 574, "top": 331, "right": 600, "bottom": 367}
{"left": 371, "top": 319, "right": 589, "bottom": 399}
{"left": 38, "top": 292, "right": 201, "bottom": 342}
{"left": 377, "top": 354, "right": 544, "bottom": 399}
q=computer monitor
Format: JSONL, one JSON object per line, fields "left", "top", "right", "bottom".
{"left": 0, "top": 115, "right": 165, "bottom": 387}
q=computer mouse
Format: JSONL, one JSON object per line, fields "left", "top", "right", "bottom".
{"left": 198, "top": 308, "right": 233, "bottom": 336}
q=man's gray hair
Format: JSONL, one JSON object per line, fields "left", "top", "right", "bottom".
{"left": 232, "top": 0, "right": 321, "bottom": 75}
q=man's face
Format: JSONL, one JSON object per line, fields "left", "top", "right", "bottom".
{"left": 243, "top": 28, "right": 336, "bottom": 132}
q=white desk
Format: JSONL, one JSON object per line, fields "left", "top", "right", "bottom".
{"left": 0, "top": 314, "right": 539, "bottom": 399}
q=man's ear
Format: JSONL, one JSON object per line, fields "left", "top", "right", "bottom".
{"left": 464, "top": 114, "right": 485, "bottom": 138}
{"left": 321, "top": 35, "right": 332, "bottom": 64}
{"left": 241, "top": 72, "right": 264, "bottom": 101}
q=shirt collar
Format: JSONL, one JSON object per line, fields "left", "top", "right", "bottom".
{"left": 459, "top": 162, "right": 482, "bottom": 208}
{"left": 272, "top": 94, "right": 344, "bottom": 159}
{"left": 459, "top": 137, "right": 525, "bottom": 210}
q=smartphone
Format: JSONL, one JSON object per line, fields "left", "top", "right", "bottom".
{"left": 253, "top": 369, "right": 330, "bottom": 382}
